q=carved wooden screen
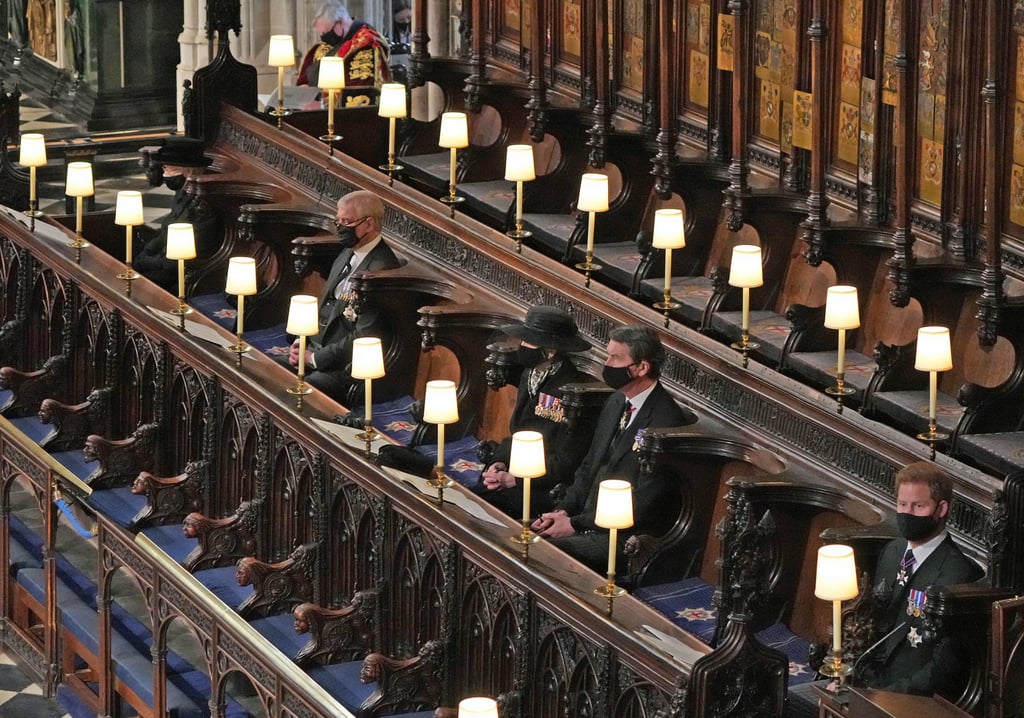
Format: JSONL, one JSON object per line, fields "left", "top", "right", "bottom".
{"left": 491, "top": 0, "right": 531, "bottom": 69}
{"left": 833, "top": 0, "right": 869, "bottom": 177}
{"left": 613, "top": 0, "right": 647, "bottom": 119}
{"left": 1006, "top": 6, "right": 1024, "bottom": 229}
{"left": 681, "top": 0, "right": 713, "bottom": 114}
{"left": 751, "top": 0, "right": 800, "bottom": 156}
{"left": 552, "top": 0, "right": 584, "bottom": 95}
{"left": 914, "top": 0, "right": 950, "bottom": 209}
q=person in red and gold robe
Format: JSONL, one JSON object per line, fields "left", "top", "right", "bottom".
{"left": 297, "top": 0, "right": 390, "bottom": 107}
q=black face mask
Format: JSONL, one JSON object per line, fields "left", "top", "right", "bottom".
{"left": 517, "top": 346, "right": 545, "bottom": 368}
{"left": 320, "top": 28, "right": 344, "bottom": 45}
{"left": 602, "top": 363, "right": 634, "bottom": 390}
{"left": 897, "top": 511, "right": 939, "bottom": 542}
{"left": 164, "top": 175, "right": 186, "bottom": 192}
{"left": 336, "top": 224, "right": 359, "bottom": 248}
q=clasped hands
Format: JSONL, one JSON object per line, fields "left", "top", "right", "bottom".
{"left": 288, "top": 340, "right": 314, "bottom": 369}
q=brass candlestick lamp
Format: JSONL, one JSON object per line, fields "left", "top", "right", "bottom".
{"left": 225, "top": 257, "right": 258, "bottom": 364}
{"left": 728, "top": 244, "right": 763, "bottom": 368}
{"left": 504, "top": 144, "right": 535, "bottom": 252}
{"left": 377, "top": 83, "right": 407, "bottom": 185}
{"left": 65, "top": 161, "right": 93, "bottom": 263}
{"left": 814, "top": 544, "right": 859, "bottom": 690}
{"left": 593, "top": 479, "right": 633, "bottom": 617}
{"left": 508, "top": 430, "right": 545, "bottom": 561}
{"left": 19, "top": 132, "right": 46, "bottom": 232}
{"left": 651, "top": 208, "right": 686, "bottom": 327}
{"left": 268, "top": 35, "right": 296, "bottom": 129}
{"left": 438, "top": 111, "right": 468, "bottom": 216}
{"left": 575, "top": 172, "right": 608, "bottom": 287}
{"left": 351, "top": 337, "right": 385, "bottom": 456}
{"left": 114, "top": 190, "right": 144, "bottom": 295}
{"left": 423, "top": 379, "right": 458, "bottom": 505}
{"left": 824, "top": 285, "right": 860, "bottom": 414}
{"left": 914, "top": 326, "right": 953, "bottom": 460}
{"left": 285, "top": 294, "right": 319, "bottom": 411}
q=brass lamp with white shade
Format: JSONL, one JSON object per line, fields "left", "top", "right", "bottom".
{"left": 19, "top": 132, "right": 46, "bottom": 230}
{"left": 728, "top": 244, "right": 763, "bottom": 368}
{"left": 457, "top": 697, "right": 499, "bottom": 718}
{"left": 114, "top": 190, "right": 144, "bottom": 292}
{"left": 575, "top": 172, "right": 609, "bottom": 287}
{"left": 268, "top": 34, "right": 296, "bottom": 128}
{"left": 286, "top": 295, "right": 320, "bottom": 409}
{"left": 225, "top": 257, "right": 257, "bottom": 360}
{"left": 651, "top": 208, "right": 686, "bottom": 326}
{"left": 824, "top": 285, "right": 860, "bottom": 413}
{"left": 814, "top": 544, "right": 859, "bottom": 686}
{"left": 508, "top": 430, "right": 545, "bottom": 561}
{"left": 165, "top": 223, "right": 196, "bottom": 330}
{"left": 593, "top": 478, "right": 633, "bottom": 617}
{"left": 377, "top": 83, "right": 407, "bottom": 183}
{"left": 318, "top": 56, "right": 346, "bottom": 155}
{"left": 438, "top": 111, "right": 469, "bottom": 215}
{"left": 915, "top": 326, "right": 953, "bottom": 459}
{"left": 423, "top": 379, "right": 459, "bottom": 505}
{"left": 351, "top": 336, "right": 386, "bottom": 456}
{"left": 504, "top": 144, "right": 535, "bottom": 251}
{"left": 65, "top": 161, "right": 93, "bottom": 262}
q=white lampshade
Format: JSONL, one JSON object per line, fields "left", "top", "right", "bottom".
{"left": 915, "top": 326, "right": 953, "bottom": 372}
{"left": 594, "top": 479, "right": 634, "bottom": 530}
{"left": 114, "top": 190, "right": 144, "bottom": 226}
{"left": 577, "top": 173, "right": 609, "bottom": 212}
{"left": 65, "top": 161, "right": 94, "bottom": 197}
{"left": 19, "top": 133, "right": 46, "bottom": 167}
{"left": 268, "top": 34, "right": 295, "bottom": 67}
{"left": 458, "top": 697, "right": 498, "bottom": 718}
{"left": 378, "top": 83, "right": 408, "bottom": 118}
{"left": 165, "top": 223, "right": 196, "bottom": 260}
{"left": 351, "top": 337, "right": 386, "bottom": 380}
{"left": 225, "top": 257, "right": 257, "bottom": 296}
{"left": 509, "top": 430, "right": 546, "bottom": 478}
{"left": 504, "top": 144, "right": 536, "bottom": 182}
{"left": 286, "top": 294, "right": 320, "bottom": 336}
{"left": 652, "top": 208, "right": 686, "bottom": 249}
{"left": 824, "top": 285, "right": 860, "bottom": 330}
{"left": 319, "top": 56, "right": 346, "bottom": 90}
{"left": 438, "top": 112, "right": 469, "bottom": 149}
{"left": 814, "top": 544, "right": 859, "bottom": 601}
{"left": 728, "top": 245, "right": 763, "bottom": 288}
{"left": 423, "top": 379, "right": 459, "bottom": 424}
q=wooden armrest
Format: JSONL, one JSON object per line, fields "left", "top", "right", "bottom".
{"left": 182, "top": 499, "right": 260, "bottom": 572}
{"left": 235, "top": 542, "right": 317, "bottom": 619}
{"left": 83, "top": 422, "right": 159, "bottom": 488}
{"left": 293, "top": 588, "right": 380, "bottom": 666}
{"left": 128, "top": 459, "right": 207, "bottom": 529}
{"left": 360, "top": 639, "right": 445, "bottom": 716}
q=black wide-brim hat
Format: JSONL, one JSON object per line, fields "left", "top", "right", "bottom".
{"left": 499, "top": 306, "right": 590, "bottom": 353}
{"left": 151, "top": 137, "right": 213, "bottom": 168}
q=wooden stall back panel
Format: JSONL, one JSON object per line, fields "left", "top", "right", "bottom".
{"left": 698, "top": 459, "right": 769, "bottom": 583}
{"left": 771, "top": 250, "right": 836, "bottom": 316}
{"left": 852, "top": 260, "right": 923, "bottom": 356}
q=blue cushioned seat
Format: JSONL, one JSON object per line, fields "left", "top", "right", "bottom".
{"left": 414, "top": 434, "right": 483, "bottom": 488}
{"left": 190, "top": 292, "right": 237, "bottom": 330}
{"left": 9, "top": 514, "right": 44, "bottom": 572}
{"left": 87, "top": 486, "right": 147, "bottom": 528}
{"left": 245, "top": 322, "right": 289, "bottom": 357}
{"left": 191, "top": 565, "right": 254, "bottom": 609}
{"left": 8, "top": 414, "right": 56, "bottom": 444}
{"left": 249, "top": 613, "right": 307, "bottom": 660}
{"left": 48, "top": 448, "right": 96, "bottom": 482}
{"left": 358, "top": 395, "right": 417, "bottom": 445}
{"left": 140, "top": 524, "right": 198, "bottom": 565}
{"left": 633, "top": 576, "right": 718, "bottom": 645}
{"left": 754, "top": 622, "right": 813, "bottom": 686}
{"left": 305, "top": 660, "right": 374, "bottom": 711}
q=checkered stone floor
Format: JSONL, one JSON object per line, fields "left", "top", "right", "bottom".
{"left": 0, "top": 652, "right": 70, "bottom": 718}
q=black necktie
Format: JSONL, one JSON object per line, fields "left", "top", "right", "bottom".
{"left": 333, "top": 255, "right": 354, "bottom": 299}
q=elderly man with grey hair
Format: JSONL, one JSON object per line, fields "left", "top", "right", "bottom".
{"left": 297, "top": 0, "right": 391, "bottom": 93}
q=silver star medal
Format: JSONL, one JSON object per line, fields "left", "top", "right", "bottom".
{"left": 896, "top": 566, "right": 908, "bottom": 586}
{"left": 907, "top": 627, "right": 923, "bottom": 647}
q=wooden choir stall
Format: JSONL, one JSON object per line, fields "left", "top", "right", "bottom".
{"left": 1, "top": 1, "right": 1024, "bottom": 717}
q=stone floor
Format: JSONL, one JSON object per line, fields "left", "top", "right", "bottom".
{"left": 0, "top": 652, "right": 71, "bottom": 718}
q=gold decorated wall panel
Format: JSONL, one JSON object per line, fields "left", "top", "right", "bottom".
{"left": 684, "top": 0, "right": 712, "bottom": 110}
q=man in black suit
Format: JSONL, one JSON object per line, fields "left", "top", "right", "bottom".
{"left": 476, "top": 305, "right": 591, "bottom": 517}
{"left": 863, "top": 461, "right": 983, "bottom": 696}
{"left": 287, "top": 190, "right": 400, "bottom": 402}
{"left": 134, "top": 137, "right": 223, "bottom": 292}
{"left": 532, "top": 325, "right": 697, "bottom": 574}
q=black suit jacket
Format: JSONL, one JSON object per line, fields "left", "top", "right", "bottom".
{"left": 310, "top": 240, "right": 401, "bottom": 373}
{"left": 134, "top": 187, "right": 224, "bottom": 291}
{"left": 557, "top": 382, "right": 696, "bottom": 535}
{"left": 868, "top": 534, "right": 983, "bottom": 696}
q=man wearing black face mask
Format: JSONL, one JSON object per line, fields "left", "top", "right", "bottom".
{"left": 296, "top": 0, "right": 390, "bottom": 104}
{"left": 134, "top": 138, "right": 223, "bottom": 293}
{"left": 861, "top": 461, "right": 983, "bottom": 697}
{"left": 285, "top": 190, "right": 400, "bottom": 402}
{"left": 475, "top": 306, "right": 590, "bottom": 517}
{"left": 532, "top": 325, "right": 697, "bottom": 574}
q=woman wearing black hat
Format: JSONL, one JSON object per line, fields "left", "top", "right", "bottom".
{"left": 477, "top": 306, "right": 591, "bottom": 519}
{"left": 134, "top": 138, "right": 222, "bottom": 292}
